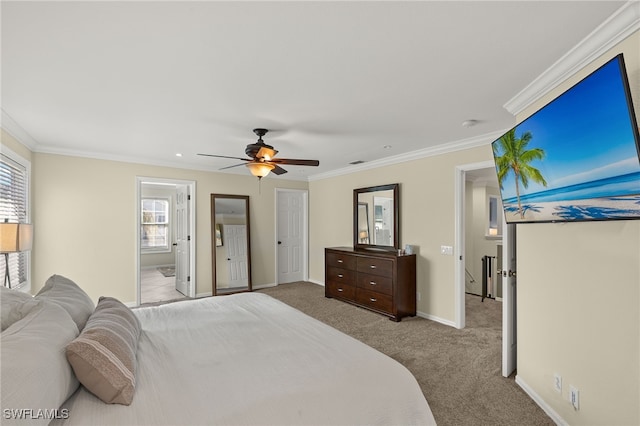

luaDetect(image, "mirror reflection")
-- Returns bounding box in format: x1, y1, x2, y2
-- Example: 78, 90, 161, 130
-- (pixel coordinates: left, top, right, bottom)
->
357, 203, 370, 244
354, 184, 399, 250
211, 194, 252, 295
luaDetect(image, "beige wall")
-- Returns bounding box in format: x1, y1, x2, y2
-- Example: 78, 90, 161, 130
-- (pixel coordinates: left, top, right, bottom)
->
309, 145, 492, 322
515, 32, 640, 424
30, 152, 307, 303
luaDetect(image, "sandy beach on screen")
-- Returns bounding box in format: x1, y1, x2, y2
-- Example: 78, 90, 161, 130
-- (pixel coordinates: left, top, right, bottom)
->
504, 194, 640, 222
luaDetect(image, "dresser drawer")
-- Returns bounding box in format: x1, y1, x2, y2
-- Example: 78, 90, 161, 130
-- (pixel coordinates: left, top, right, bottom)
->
356, 288, 393, 313
326, 266, 355, 284
326, 252, 357, 270
356, 273, 392, 296
326, 281, 356, 300
356, 257, 393, 278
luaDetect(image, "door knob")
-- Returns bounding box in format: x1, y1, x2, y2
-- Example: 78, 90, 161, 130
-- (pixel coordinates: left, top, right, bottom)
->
278, 241, 282, 245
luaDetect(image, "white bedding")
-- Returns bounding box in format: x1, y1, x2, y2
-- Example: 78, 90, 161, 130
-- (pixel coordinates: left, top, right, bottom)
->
54, 292, 436, 425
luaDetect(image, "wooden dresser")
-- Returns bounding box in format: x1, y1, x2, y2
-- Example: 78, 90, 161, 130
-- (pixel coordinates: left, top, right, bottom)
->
324, 247, 416, 321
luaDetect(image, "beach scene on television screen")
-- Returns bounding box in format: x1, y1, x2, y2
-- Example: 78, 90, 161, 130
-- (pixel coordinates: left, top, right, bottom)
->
492, 57, 640, 223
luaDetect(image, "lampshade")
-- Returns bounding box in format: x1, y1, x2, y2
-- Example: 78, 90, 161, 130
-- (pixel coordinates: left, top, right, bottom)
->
359, 230, 368, 239
246, 162, 275, 178
0, 223, 33, 253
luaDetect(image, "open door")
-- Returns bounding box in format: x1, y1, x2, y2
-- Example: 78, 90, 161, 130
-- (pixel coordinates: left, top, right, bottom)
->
501, 223, 517, 377
455, 161, 518, 377
175, 184, 190, 296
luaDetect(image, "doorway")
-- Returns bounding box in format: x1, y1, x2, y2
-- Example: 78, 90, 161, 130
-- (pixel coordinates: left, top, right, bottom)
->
275, 189, 309, 284
455, 162, 517, 377
136, 177, 196, 305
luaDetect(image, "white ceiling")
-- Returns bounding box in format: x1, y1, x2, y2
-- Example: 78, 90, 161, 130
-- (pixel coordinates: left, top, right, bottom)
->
1, 1, 627, 181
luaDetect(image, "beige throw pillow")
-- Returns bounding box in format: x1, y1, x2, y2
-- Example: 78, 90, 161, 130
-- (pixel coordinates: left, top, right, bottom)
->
35, 274, 95, 331
1, 302, 80, 426
1, 285, 40, 331
66, 296, 141, 405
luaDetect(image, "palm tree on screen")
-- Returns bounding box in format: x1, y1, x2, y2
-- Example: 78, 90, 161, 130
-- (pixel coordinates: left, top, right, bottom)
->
493, 129, 547, 219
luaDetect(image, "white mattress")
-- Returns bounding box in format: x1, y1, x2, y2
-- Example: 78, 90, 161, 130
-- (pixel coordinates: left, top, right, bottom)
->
55, 292, 436, 425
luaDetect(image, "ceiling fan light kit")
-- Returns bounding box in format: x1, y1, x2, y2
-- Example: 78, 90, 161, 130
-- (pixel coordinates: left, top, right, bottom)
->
246, 162, 275, 179
198, 128, 320, 180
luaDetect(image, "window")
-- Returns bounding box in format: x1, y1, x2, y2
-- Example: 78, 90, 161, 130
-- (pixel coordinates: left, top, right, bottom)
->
141, 198, 170, 251
0, 149, 31, 290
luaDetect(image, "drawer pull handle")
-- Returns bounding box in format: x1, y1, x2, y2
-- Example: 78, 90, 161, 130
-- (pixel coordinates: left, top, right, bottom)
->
370, 265, 376, 269
370, 297, 377, 302
337, 259, 343, 263
338, 288, 344, 292
369, 281, 377, 285
338, 274, 344, 278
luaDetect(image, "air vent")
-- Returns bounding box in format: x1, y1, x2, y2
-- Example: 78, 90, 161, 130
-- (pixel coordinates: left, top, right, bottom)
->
349, 160, 365, 165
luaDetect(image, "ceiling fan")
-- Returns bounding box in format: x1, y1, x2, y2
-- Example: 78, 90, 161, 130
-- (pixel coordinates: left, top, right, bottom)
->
198, 128, 320, 179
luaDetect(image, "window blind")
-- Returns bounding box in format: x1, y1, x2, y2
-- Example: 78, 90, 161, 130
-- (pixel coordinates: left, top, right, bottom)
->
1, 152, 29, 288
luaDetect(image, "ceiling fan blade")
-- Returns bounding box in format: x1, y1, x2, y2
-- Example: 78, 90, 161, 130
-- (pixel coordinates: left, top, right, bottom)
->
256, 146, 278, 161
269, 158, 319, 166
219, 163, 247, 170
198, 153, 250, 161
271, 165, 288, 175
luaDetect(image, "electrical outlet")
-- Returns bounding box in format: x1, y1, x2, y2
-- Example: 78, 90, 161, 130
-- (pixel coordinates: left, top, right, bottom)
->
417, 292, 421, 301
569, 386, 579, 410
553, 374, 562, 393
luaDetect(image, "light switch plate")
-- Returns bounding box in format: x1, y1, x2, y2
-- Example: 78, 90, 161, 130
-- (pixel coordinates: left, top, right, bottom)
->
440, 245, 453, 255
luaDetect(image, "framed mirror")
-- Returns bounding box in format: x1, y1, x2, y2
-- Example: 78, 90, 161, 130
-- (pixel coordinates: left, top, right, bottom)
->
353, 183, 399, 251
211, 194, 252, 295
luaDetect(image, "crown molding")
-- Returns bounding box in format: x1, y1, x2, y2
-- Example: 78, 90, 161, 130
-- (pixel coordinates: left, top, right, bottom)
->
33, 143, 312, 181
307, 129, 507, 182
1, 109, 39, 150
504, 1, 640, 116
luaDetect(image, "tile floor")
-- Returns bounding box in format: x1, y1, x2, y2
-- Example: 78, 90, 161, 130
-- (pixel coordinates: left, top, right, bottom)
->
140, 267, 187, 305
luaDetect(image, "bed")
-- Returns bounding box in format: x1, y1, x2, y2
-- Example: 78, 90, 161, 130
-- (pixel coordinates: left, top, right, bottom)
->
1, 275, 436, 425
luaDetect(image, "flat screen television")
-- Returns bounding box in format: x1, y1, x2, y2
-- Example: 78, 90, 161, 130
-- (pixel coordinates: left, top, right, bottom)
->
491, 53, 640, 224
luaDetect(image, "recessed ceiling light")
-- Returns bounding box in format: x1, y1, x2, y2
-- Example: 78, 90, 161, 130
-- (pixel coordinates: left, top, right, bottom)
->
350, 160, 365, 165
462, 119, 479, 128
176, 153, 183, 157
383, 145, 392, 149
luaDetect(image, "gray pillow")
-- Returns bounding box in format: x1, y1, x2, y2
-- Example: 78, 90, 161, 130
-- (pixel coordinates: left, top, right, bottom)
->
1, 302, 80, 426
1, 285, 40, 331
35, 274, 95, 331
66, 296, 141, 405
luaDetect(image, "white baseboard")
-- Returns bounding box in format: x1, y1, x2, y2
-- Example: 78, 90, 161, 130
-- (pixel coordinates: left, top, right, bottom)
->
515, 375, 567, 426
416, 310, 457, 328
141, 264, 175, 270
252, 283, 277, 290
196, 291, 212, 298
307, 279, 324, 287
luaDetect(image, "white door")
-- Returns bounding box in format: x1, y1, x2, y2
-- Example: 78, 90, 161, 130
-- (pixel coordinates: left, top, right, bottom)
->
277, 190, 306, 284
502, 223, 517, 377
224, 224, 249, 288
175, 184, 190, 296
